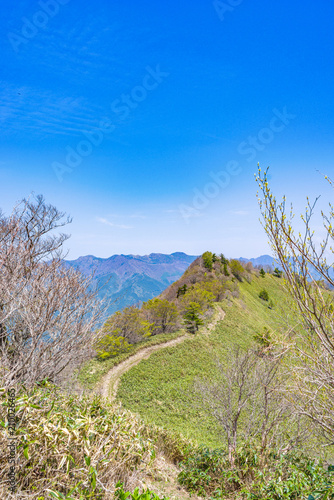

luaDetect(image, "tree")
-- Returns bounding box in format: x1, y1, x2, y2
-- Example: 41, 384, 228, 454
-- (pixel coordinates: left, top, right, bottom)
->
180, 284, 215, 311
101, 306, 151, 345
229, 259, 245, 281
202, 251, 213, 271
142, 298, 178, 335
193, 346, 301, 466
183, 302, 204, 334
256, 166, 334, 442
260, 268, 266, 278
0, 195, 103, 388
177, 284, 187, 298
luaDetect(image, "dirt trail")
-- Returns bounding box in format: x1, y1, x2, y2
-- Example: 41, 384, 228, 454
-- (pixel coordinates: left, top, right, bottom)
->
97, 305, 225, 401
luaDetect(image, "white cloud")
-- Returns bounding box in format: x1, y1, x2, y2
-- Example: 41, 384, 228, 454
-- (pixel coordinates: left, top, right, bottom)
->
230, 210, 249, 216
96, 217, 133, 229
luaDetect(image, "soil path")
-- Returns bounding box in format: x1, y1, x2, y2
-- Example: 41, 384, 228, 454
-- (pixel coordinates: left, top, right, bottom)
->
97, 305, 225, 401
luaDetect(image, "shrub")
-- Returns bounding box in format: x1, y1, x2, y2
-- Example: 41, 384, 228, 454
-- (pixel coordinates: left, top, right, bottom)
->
0, 383, 156, 499
178, 446, 334, 500
260, 268, 266, 278
259, 289, 269, 301
253, 327, 271, 348
229, 259, 245, 281
273, 267, 283, 278
114, 482, 168, 499
176, 284, 187, 298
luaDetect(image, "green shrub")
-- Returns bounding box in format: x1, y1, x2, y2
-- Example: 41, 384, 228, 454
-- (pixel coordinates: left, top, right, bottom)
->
273, 267, 283, 278
229, 259, 245, 281
178, 445, 334, 500
260, 268, 266, 278
114, 482, 168, 499
259, 289, 269, 301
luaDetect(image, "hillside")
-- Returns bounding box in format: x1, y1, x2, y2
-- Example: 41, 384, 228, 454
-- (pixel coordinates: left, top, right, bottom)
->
117, 271, 293, 448
66, 252, 198, 315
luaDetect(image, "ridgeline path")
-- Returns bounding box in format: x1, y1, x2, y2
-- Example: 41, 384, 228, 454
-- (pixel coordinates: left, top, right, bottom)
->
96, 304, 225, 401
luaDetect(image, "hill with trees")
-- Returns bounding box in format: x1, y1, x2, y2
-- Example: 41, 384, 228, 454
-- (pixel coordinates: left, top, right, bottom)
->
2, 184, 334, 499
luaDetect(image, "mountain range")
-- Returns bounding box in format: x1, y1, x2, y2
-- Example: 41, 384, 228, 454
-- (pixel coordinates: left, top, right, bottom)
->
66, 252, 198, 316
66, 253, 277, 318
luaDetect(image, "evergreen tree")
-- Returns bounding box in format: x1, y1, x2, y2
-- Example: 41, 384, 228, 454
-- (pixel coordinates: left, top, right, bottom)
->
183, 302, 204, 334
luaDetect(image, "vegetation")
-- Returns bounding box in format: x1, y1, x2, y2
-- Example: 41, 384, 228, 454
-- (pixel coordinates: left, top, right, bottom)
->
0, 382, 158, 499
178, 445, 334, 499
258, 288, 269, 301
257, 166, 334, 444
116, 273, 295, 448
3, 191, 334, 499
202, 251, 214, 271
273, 267, 283, 278
0, 196, 103, 389
183, 302, 204, 333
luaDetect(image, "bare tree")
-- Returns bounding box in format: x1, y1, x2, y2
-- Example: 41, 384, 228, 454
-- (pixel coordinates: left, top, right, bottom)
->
193, 346, 258, 465
0, 195, 104, 388
256, 166, 334, 442
193, 345, 298, 465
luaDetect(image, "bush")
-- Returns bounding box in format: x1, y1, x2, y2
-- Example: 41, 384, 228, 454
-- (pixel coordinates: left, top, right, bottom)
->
273, 267, 283, 278
114, 482, 168, 499
229, 259, 245, 281
178, 446, 334, 499
0, 383, 156, 499
259, 289, 269, 301
260, 268, 266, 278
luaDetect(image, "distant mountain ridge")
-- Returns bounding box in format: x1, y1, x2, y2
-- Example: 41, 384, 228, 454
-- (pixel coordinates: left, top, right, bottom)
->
66, 252, 198, 317
65, 252, 280, 318
238, 254, 277, 268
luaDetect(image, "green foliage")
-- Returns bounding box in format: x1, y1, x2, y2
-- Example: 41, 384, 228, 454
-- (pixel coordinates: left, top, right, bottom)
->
0, 383, 157, 499
202, 251, 214, 271
180, 283, 216, 311
253, 326, 272, 348
176, 284, 187, 298
223, 262, 230, 276
114, 482, 168, 499
118, 274, 296, 449
178, 446, 334, 499
260, 268, 266, 278
259, 289, 269, 301
142, 299, 178, 335
230, 259, 245, 281
220, 253, 228, 265
96, 334, 131, 360
273, 267, 283, 278
96, 306, 153, 359
183, 302, 204, 334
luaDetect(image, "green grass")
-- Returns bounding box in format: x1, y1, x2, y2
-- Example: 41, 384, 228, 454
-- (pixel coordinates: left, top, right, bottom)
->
117, 274, 295, 448
79, 329, 185, 390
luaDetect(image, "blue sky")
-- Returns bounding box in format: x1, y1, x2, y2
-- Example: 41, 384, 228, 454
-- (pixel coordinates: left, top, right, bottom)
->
1, 0, 334, 259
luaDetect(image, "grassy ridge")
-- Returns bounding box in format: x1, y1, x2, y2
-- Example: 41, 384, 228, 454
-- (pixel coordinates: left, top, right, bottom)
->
117, 274, 294, 448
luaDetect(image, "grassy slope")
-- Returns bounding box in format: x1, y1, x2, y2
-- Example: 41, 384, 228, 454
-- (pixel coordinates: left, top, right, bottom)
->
117, 274, 294, 448
79, 329, 185, 390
